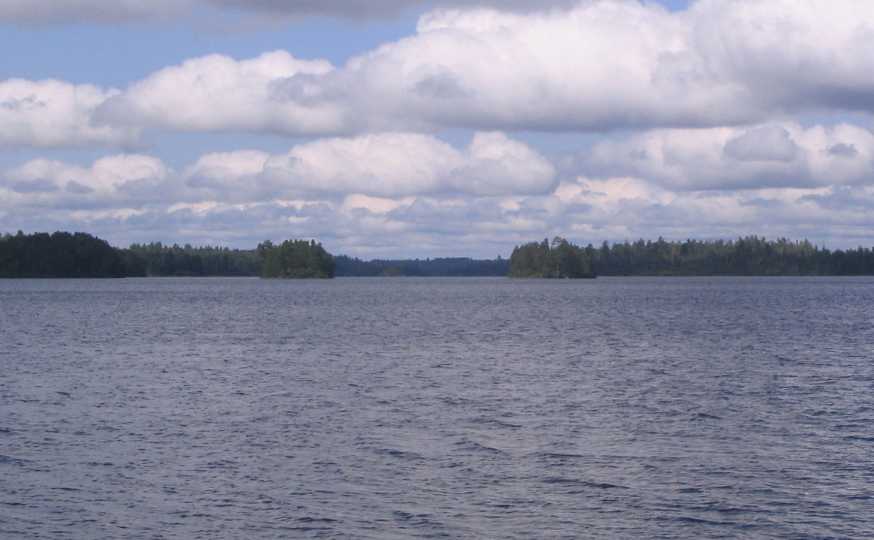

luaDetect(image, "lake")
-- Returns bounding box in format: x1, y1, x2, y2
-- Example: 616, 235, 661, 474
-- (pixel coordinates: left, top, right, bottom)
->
1, 277, 873, 538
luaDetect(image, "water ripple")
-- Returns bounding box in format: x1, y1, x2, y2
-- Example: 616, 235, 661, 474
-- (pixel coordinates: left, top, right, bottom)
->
2, 276, 873, 538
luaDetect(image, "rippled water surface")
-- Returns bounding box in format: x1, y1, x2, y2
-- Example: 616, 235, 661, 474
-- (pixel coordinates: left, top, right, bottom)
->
2, 277, 874, 539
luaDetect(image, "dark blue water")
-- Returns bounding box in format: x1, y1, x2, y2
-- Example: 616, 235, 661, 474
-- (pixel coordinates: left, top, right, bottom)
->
2, 277, 873, 539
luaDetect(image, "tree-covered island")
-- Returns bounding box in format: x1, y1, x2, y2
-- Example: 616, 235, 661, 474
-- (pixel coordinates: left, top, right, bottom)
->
509, 237, 596, 278
257, 239, 335, 279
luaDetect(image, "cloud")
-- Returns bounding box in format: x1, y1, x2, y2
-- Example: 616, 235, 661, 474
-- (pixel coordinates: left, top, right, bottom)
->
1, 131, 553, 212
582, 123, 874, 190
100, 2, 740, 135
262, 133, 464, 197
341, 194, 415, 214
723, 126, 799, 163
690, 0, 874, 113
262, 131, 556, 197
208, 0, 577, 19
96, 51, 337, 135
0, 0, 576, 23
5, 0, 874, 254
0, 0, 187, 23
184, 150, 271, 194
83, 0, 874, 139
9, 177, 59, 194
0, 79, 136, 148
827, 143, 860, 158
189, 131, 556, 198
6, 170, 874, 256
3, 154, 172, 210
5, 127, 874, 255
6, 1, 874, 145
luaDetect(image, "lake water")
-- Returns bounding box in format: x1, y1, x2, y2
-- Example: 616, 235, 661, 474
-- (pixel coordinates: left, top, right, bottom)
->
1, 277, 873, 539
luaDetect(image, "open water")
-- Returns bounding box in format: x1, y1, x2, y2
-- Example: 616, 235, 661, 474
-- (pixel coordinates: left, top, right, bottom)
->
1, 277, 873, 539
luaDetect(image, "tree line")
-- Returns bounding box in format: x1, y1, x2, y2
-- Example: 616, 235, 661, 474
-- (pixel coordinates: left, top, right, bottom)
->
510, 236, 874, 278
0, 232, 128, 278
3, 231, 874, 279
0, 232, 324, 279
124, 243, 262, 277
334, 256, 509, 277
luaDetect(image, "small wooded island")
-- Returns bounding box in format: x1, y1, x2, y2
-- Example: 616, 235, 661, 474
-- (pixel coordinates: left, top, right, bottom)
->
257, 240, 335, 279
509, 237, 596, 279
3, 231, 874, 278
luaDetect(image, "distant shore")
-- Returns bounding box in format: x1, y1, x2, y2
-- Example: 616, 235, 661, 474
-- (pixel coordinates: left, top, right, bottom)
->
2, 231, 874, 279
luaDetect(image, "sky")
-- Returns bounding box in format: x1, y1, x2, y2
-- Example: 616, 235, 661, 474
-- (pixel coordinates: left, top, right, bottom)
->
2, 0, 873, 257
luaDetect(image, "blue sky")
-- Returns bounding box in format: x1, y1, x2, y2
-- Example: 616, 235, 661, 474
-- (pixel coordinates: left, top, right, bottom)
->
2, 0, 873, 256
2, 1, 692, 85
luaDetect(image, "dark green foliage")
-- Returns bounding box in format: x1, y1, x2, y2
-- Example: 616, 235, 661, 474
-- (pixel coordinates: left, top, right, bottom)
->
509, 237, 596, 278
0, 231, 127, 278
258, 239, 335, 279
124, 243, 261, 277
334, 256, 509, 277
4, 231, 874, 279
518, 235, 874, 277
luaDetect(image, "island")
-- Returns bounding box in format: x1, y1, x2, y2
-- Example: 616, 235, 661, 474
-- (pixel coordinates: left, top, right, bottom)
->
509, 237, 596, 279
257, 240, 335, 279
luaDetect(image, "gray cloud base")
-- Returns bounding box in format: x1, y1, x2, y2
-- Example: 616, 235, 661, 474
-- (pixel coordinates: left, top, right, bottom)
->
0, 0, 579, 22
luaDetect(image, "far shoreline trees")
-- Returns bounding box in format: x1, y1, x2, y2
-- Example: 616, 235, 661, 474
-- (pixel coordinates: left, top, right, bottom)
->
125, 243, 261, 277
0, 231, 127, 278
3, 231, 874, 278
509, 235, 874, 278
258, 240, 335, 279
334, 256, 509, 277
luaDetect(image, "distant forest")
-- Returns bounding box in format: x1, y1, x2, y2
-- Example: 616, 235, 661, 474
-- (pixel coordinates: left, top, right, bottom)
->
512, 236, 874, 278
2, 231, 874, 278
334, 256, 509, 277
558, 236, 874, 277
125, 242, 261, 277
0, 232, 129, 278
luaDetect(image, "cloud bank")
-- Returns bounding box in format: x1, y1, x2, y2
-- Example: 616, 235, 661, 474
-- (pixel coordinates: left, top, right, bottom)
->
582, 123, 874, 191
3, 124, 874, 255
106, 1, 874, 134
1, 131, 555, 207
4, 0, 874, 146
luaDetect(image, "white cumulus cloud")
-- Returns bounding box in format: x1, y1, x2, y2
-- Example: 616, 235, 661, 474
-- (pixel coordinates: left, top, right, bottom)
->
87, 0, 874, 139
1, 131, 554, 211
183, 132, 555, 198
96, 51, 338, 135
0, 79, 136, 148
4, 155, 172, 209
7, 1, 874, 145
583, 123, 874, 190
